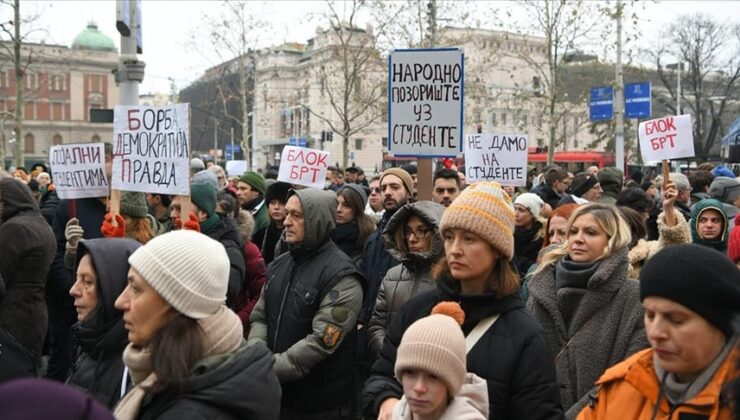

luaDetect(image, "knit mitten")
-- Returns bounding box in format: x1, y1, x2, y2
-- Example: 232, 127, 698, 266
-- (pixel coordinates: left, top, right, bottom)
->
101, 213, 126, 238
174, 212, 201, 232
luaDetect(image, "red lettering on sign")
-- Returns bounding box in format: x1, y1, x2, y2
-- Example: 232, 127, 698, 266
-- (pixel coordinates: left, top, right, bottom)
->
645, 117, 676, 136
649, 133, 677, 151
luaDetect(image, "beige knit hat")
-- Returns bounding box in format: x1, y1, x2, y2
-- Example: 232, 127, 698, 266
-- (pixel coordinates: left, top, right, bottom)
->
380, 167, 415, 196
395, 302, 467, 396
440, 181, 515, 260
128, 230, 230, 319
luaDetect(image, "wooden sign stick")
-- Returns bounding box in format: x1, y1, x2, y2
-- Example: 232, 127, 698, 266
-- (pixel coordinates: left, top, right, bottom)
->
661, 159, 670, 189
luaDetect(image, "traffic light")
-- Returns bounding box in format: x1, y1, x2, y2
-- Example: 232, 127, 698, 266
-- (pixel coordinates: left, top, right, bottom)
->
327, 131, 334, 142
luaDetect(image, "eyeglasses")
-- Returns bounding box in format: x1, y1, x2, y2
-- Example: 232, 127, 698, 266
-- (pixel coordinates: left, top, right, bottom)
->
404, 227, 431, 239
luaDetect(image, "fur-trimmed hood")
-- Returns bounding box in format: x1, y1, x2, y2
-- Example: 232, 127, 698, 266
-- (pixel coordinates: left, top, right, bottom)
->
382, 201, 445, 269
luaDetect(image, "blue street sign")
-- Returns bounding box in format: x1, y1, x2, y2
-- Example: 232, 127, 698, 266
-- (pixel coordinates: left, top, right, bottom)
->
625, 81, 651, 119
298, 137, 307, 147
589, 86, 613, 121
288, 137, 297, 146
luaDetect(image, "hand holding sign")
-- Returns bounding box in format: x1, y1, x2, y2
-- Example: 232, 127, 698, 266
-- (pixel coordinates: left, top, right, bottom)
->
277, 146, 331, 189
638, 115, 694, 162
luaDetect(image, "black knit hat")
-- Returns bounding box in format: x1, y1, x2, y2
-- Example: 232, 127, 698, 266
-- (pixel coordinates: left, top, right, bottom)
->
265, 181, 292, 204
639, 244, 740, 337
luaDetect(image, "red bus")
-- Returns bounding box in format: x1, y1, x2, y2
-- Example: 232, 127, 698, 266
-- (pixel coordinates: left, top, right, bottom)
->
527, 148, 615, 173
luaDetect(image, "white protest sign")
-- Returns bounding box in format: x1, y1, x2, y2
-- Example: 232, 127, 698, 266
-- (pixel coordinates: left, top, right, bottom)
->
638, 114, 694, 162
225, 160, 247, 177
388, 48, 464, 157
465, 133, 528, 186
277, 145, 330, 189
112, 103, 191, 195
49, 143, 109, 199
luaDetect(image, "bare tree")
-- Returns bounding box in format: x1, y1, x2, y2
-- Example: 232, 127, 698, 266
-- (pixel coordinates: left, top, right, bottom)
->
507, 0, 605, 164
305, 0, 386, 168
188, 0, 266, 168
0, 0, 46, 167
649, 14, 740, 159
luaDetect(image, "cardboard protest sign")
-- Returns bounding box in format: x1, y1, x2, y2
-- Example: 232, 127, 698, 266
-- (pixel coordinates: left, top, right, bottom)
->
638, 115, 694, 162
49, 143, 109, 199
388, 48, 464, 157
465, 133, 528, 186
225, 160, 247, 177
277, 145, 330, 189
112, 103, 191, 195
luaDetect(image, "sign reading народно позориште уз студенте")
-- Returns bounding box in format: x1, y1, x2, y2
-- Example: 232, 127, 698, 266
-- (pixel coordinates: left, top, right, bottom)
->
388, 48, 464, 158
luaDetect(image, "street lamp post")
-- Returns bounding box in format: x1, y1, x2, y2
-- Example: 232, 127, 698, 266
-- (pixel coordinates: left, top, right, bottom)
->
667, 62, 683, 115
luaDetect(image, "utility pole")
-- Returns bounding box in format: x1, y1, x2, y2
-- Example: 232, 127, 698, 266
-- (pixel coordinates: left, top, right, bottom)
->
676, 62, 681, 115
213, 119, 218, 163
116, 0, 143, 106
416, 0, 438, 201
614, 0, 625, 173
13, 0, 22, 168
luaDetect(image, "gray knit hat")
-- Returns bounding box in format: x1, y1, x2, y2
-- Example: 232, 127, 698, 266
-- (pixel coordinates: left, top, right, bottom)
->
128, 230, 230, 319
119, 191, 148, 218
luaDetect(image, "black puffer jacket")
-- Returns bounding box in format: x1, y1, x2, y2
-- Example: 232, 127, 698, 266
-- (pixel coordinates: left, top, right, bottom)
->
203, 216, 246, 308
66, 238, 141, 409
0, 179, 56, 364
359, 212, 399, 324
137, 342, 281, 420
366, 201, 444, 360
363, 275, 564, 420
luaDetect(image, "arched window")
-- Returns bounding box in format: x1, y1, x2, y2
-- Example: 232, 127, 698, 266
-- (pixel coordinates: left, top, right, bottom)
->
91, 134, 101, 142
24, 133, 34, 153
52, 134, 63, 145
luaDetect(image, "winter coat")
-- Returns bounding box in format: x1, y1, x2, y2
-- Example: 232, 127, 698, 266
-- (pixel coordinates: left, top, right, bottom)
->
202, 215, 246, 308
363, 275, 564, 420
514, 220, 545, 274
577, 347, 738, 420
233, 240, 266, 338
690, 198, 729, 253
248, 188, 364, 414
247, 198, 269, 241
39, 187, 60, 225
367, 201, 444, 360
628, 211, 691, 279
393, 373, 489, 420
330, 221, 362, 262
66, 238, 141, 409
48, 197, 107, 304
0, 178, 56, 376
360, 211, 400, 324
527, 247, 649, 419
647, 200, 692, 241
253, 222, 284, 265
136, 342, 281, 420
532, 183, 564, 209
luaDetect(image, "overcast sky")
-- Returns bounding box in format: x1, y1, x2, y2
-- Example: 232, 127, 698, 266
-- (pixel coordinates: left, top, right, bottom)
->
21, 1, 740, 95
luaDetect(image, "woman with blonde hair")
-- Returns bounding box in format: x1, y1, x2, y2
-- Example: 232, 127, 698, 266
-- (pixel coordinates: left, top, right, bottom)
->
527, 203, 649, 418
364, 182, 562, 420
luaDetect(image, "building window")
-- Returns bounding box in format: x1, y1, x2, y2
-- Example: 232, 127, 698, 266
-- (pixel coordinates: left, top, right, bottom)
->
52, 134, 62, 145
24, 101, 34, 119
355, 138, 363, 150
90, 75, 101, 92
0, 71, 6, 88
24, 73, 37, 90
50, 74, 66, 91
538, 114, 543, 127
382, 137, 388, 148
23, 133, 34, 153
501, 112, 507, 125
52, 102, 64, 120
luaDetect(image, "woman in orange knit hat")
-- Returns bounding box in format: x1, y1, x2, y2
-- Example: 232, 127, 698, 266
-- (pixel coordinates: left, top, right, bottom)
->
364, 182, 562, 420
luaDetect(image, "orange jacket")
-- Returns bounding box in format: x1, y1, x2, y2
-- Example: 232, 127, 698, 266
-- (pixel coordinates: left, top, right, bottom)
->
577, 347, 737, 420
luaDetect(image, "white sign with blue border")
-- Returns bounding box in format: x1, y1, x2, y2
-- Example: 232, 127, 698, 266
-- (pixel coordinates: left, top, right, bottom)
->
388, 48, 464, 157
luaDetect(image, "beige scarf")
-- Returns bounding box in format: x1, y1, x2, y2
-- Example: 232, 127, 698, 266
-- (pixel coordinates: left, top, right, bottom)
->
114, 306, 243, 420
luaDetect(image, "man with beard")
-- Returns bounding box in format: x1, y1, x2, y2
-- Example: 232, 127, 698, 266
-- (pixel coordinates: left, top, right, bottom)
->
432, 168, 461, 208
359, 168, 414, 331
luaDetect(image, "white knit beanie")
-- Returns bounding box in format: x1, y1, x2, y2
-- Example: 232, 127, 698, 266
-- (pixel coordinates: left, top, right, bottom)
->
128, 230, 230, 319
514, 192, 545, 219
395, 303, 467, 396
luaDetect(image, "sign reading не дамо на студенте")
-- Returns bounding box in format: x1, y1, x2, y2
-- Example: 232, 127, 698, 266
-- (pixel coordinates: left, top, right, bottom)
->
112, 104, 191, 196
388, 48, 464, 157
465, 133, 528, 187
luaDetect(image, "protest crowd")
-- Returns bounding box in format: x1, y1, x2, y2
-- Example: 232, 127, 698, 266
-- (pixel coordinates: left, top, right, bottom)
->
0, 152, 739, 420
